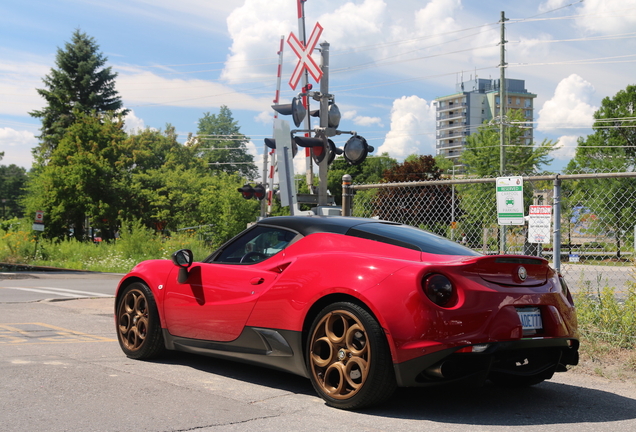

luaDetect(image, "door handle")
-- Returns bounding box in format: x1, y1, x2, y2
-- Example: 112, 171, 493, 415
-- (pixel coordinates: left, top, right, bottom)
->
250, 277, 265, 285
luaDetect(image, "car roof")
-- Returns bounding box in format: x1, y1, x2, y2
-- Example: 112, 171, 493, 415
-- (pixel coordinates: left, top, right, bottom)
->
256, 216, 392, 237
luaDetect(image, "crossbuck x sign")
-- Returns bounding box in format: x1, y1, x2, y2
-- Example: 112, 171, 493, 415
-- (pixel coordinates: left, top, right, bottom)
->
287, 22, 323, 90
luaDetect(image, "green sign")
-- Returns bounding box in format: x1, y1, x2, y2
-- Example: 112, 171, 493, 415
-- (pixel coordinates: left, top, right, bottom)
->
496, 177, 524, 225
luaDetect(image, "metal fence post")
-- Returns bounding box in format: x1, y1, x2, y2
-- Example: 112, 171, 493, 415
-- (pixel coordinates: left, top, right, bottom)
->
553, 175, 561, 273
342, 174, 352, 216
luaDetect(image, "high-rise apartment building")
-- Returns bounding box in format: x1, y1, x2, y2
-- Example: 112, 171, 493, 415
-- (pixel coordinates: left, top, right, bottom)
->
434, 78, 536, 167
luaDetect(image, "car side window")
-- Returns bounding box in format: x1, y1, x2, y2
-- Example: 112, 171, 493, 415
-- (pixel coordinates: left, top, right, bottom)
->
213, 226, 299, 264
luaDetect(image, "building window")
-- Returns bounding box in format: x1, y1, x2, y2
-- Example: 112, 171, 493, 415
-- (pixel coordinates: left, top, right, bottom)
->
524, 99, 532, 108
516, 98, 520, 105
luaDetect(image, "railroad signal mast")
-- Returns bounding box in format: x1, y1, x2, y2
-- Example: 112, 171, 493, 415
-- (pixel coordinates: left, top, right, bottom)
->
267, 1, 374, 213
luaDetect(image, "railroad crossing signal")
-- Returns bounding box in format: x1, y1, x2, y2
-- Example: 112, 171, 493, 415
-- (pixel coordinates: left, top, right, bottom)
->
287, 22, 323, 90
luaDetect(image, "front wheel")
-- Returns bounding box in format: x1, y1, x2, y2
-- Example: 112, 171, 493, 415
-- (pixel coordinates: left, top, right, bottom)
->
306, 302, 396, 410
116, 282, 165, 359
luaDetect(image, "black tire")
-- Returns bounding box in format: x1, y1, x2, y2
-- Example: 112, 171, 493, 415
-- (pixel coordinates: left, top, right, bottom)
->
306, 302, 396, 410
116, 282, 165, 359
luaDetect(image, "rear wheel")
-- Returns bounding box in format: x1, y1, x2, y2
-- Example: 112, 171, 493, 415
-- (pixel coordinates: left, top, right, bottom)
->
307, 302, 396, 410
116, 282, 165, 359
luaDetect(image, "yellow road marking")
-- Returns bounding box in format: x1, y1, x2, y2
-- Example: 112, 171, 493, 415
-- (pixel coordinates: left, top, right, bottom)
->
0, 322, 116, 344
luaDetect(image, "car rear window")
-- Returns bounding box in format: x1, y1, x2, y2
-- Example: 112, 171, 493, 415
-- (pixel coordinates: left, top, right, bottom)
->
346, 223, 482, 256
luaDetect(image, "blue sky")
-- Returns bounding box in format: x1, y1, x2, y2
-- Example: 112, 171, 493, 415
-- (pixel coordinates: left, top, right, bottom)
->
1, 0, 635, 177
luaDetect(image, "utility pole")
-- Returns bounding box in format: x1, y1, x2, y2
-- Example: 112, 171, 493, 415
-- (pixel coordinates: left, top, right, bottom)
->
499, 10, 507, 177
499, 10, 508, 254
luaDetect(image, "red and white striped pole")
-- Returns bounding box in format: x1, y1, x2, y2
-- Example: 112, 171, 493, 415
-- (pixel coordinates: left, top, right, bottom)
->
267, 35, 285, 214
297, 0, 314, 193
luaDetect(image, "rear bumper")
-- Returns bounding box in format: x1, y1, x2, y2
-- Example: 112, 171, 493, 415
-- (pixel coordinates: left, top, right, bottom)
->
393, 337, 579, 387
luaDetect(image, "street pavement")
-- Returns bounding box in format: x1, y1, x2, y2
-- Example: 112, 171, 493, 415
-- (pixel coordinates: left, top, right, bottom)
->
1, 273, 636, 431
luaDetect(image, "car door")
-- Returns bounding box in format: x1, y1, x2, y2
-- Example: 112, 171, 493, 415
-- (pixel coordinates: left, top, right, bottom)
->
163, 225, 299, 342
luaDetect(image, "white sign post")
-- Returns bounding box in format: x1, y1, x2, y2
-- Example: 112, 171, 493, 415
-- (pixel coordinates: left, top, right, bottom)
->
528, 205, 551, 244
496, 176, 524, 225
273, 119, 297, 211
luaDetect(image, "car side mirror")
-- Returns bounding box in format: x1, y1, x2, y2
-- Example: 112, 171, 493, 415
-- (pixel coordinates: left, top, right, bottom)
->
171, 249, 193, 283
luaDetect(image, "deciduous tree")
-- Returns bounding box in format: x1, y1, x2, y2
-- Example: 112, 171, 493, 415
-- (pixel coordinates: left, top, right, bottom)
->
196, 106, 257, 179
370, 155, 453, 234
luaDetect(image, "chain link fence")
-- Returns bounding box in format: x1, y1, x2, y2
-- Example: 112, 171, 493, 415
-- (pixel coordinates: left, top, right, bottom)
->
346, 170, 636, 294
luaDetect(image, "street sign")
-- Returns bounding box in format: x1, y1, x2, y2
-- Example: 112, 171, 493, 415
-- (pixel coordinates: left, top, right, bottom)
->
33, 210, 44, 231
287, 22, 323, 89
528, 205, 551, 244
496, 176, 524, 225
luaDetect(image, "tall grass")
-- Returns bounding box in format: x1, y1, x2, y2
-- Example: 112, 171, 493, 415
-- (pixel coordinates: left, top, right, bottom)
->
574, 284, 636, 349
0, 218, 212, 273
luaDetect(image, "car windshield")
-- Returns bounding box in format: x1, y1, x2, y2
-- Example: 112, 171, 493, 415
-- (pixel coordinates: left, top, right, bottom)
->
346, 223, 482, 256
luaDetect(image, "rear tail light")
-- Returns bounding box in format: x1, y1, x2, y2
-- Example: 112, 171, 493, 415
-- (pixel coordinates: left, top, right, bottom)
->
559, 275, 574, 304
422, 274, 456, 307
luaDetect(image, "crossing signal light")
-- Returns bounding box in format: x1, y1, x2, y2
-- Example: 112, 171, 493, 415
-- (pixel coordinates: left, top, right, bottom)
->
237, 183, 266, 200
263, 138, 298, 158
271, 96, 306, 127
343, 135, 374, 165
309, 103, 341, 128
294, 136, 342, 165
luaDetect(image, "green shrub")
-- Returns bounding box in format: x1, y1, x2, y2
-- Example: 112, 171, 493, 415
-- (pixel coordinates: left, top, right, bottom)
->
575, 285, 636, 349
0, 218, 212, 273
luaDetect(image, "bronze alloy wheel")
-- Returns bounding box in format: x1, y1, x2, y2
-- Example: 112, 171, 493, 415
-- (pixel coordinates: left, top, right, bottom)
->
307, 302, 396, 409
309, 309, 372, 401
118, 287, 149, 352
116, 282, 165, 359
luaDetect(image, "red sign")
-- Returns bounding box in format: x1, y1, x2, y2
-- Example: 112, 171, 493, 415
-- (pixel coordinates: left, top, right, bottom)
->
34, 210, 44, 224
287, 22, 323, 90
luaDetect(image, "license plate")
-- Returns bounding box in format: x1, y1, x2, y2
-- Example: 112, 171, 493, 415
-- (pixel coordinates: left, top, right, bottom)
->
517, 307, 543, 331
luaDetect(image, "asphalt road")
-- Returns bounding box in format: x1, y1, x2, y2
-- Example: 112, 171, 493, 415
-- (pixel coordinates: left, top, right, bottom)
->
1, 272, 636, 431
0, 271, 120, 302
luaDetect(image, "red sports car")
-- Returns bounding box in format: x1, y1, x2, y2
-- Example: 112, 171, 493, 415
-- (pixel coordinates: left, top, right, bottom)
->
115, 216, 579, 409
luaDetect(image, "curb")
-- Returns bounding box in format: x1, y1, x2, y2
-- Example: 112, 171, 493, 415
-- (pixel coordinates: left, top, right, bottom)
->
0, 262, 102, 273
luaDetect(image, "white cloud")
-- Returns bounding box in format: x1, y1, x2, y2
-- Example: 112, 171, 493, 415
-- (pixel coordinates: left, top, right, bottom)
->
316, 0, 387, 50
0, 127, 37, 168
539, 0, 636, 34
221, 0, 469, 87
352, 115, 383, 127
553, 135, 579, 160
537, 74, 597, 132
413, 0, 461, 36
538, 0, 569, 14
379, 95, 436, 159
255, 111, 273, 125
576, 0, 636, 34
222, 0, 296, 85
0, 56, 51, 117
123, 110, 145, 134
116, 69, 272, 111
514, 33, 553, 62
342, 110, 383, 127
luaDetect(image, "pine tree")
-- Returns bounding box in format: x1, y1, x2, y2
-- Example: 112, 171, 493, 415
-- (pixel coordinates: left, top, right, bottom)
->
30, 30, 127, 164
